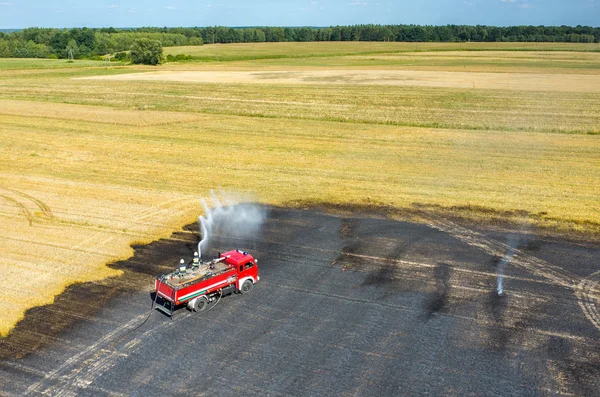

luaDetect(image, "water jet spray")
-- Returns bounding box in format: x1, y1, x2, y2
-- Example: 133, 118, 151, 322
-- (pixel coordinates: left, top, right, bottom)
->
197, 190, 266, 259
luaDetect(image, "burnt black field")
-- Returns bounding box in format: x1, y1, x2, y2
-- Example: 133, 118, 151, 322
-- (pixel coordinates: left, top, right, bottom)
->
1, 207, 599, 396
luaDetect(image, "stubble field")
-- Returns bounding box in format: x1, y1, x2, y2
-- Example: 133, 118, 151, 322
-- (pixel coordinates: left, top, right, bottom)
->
0, 42, 599, 341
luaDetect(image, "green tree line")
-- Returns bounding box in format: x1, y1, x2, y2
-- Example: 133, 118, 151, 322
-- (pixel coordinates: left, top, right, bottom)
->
0, 28, 195, 59
0, 24, 598, 59
156, 25, 599, 44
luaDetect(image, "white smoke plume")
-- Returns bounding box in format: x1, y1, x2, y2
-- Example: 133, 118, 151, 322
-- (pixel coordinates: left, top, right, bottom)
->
497, 236, 517, 296
197, 190, 266, 259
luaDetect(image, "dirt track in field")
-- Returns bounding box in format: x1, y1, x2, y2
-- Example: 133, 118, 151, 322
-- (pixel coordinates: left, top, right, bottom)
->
1, 207, 599, 396
82, 70, 600, 93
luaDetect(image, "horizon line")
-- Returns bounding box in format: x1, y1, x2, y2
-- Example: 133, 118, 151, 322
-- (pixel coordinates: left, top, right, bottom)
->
2, 23, 600, 31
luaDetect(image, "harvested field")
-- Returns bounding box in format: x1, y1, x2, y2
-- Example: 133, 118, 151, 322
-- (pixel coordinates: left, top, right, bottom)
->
0, 42, 599, 351
82, 69, 600, 93
165, 41, 600, 60
0, 99, 207, 126
0, 173, 198, 336
2, 102, 599, 227
164, 43, 600, 74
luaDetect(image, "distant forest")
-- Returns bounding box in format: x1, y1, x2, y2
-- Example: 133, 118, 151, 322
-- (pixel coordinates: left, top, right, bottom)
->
0, 24, 598, 59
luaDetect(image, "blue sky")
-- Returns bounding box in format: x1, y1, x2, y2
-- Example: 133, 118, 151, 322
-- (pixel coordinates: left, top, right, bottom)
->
0, 0, 598, 29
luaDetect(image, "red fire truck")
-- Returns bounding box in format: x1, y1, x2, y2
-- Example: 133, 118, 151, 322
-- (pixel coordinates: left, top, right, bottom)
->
154, 250, 259, 316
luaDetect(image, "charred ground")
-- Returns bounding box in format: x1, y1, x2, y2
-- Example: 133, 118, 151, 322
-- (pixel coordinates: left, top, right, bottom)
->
1, 206, 599, 396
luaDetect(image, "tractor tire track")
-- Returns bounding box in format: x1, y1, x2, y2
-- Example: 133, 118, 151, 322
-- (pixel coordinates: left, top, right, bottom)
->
0, 187, 54, 222
24, 311, 151, 396
1, 361, 128, 397
576, 271, 600, 334
38, 197, 193, 270
0, 194, 34, 225
47, 319, 173, 397
3, 187, 54, 220
49, 311, 193, 397
135, 196, 193, 223
419, 212, 600, 333
24, 311, 190, 396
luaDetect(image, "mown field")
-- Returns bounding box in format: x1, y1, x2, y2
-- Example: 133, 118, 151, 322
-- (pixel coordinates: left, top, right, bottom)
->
165, 42, 600, 73
165, 41, 600, 59
0, 42, 599, 336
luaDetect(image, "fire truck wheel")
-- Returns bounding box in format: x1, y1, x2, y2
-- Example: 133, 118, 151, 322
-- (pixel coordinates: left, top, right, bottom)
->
193, 297, 208, 312
240, 280, 254, 294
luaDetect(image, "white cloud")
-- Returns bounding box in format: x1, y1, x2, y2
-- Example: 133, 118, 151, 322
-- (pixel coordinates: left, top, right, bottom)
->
128, 8, 136, 13
107, 4, 118, 8
351, 1, 368, 5
0, 2, 14, 5
165, 5, 176, 9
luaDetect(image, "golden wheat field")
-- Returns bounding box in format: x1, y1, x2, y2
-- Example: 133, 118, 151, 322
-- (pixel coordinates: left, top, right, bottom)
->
1, 42, 599, 336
